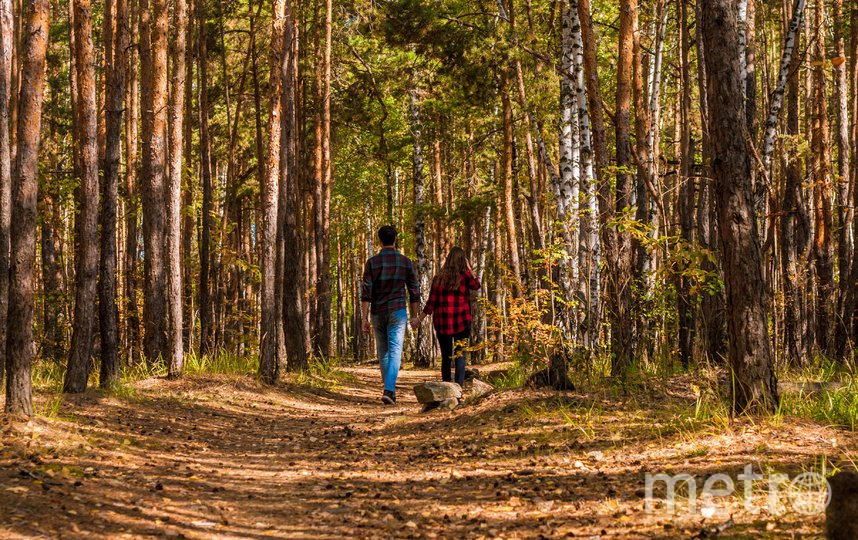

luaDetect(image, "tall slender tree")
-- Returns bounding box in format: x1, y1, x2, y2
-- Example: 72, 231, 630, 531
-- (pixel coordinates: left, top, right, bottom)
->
610, 0, 637, 378
99, 0, 127, 388
0, 0, 13, 388
64, 0, 101, 393
6, 0, 50, 415
701, 0, 778, 413
165, 0, 188, 377
259, 0, 286, 383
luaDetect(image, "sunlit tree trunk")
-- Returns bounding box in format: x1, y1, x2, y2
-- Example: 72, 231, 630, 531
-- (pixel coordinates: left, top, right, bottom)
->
140, 0, 169, 363
259, 0, 285, 382
610, 0, 637, 378
557, 2, 580, 332
810, 0, 834, 357
500, 79, 521, 285
702, 0, 778, 413
0, 0, 11, 388
311, 0, 332, 359
410, 88, 432, 368
781, 20, 811, 366
6, 0, 50, 415
165, 0, 187, 377
99, 0, 127, 387
676, 0, 695, 368
197, 0, 214, 355
124, 0, 141, 366
832, 0, 851, 358
65, 0, 101, 393
280, 4, 307, 371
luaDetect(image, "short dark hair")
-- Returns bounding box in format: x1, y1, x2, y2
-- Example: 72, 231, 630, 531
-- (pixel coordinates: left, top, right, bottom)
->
378, 225, 397, 246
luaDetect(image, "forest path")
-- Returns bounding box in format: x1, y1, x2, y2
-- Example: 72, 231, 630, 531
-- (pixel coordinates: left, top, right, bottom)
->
1, 364, 853, 539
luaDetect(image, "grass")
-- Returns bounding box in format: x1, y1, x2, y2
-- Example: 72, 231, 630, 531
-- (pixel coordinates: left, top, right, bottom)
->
778, 383, 858, 430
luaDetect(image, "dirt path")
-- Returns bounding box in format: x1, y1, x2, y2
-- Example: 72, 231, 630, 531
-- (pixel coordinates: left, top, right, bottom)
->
1, 365, 854, 539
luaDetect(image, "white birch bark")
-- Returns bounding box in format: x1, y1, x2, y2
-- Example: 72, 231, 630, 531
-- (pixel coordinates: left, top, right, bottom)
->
761, 0, 807, 179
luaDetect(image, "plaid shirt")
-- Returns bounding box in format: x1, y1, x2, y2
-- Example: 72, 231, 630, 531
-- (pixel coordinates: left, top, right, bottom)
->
423, 270, 481, 335
361, 247, 421, 315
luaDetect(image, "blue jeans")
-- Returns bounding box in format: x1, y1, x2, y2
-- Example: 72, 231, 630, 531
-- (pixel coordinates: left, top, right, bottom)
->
372, 308, 408, 394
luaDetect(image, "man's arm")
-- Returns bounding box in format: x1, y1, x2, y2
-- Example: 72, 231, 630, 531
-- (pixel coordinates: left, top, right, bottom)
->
361, 301, 371, 333
405, 260, 421, 326
361, 261, 373, 332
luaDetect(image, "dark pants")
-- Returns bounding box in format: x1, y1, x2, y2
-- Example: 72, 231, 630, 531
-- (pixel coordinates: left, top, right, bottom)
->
437, 328, 470, 387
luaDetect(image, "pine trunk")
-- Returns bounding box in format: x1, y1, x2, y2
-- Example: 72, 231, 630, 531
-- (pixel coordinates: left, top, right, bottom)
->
701, 0, 778, 413
99, 0, 126, 388
6, 0, 49, 415
65, 0, 101, 393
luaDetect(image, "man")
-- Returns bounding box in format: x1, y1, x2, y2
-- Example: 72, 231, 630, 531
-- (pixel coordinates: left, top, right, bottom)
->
361, 225, 421, 405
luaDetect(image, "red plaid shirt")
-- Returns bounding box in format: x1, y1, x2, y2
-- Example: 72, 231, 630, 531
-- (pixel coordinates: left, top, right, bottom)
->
423, 270, 481, 335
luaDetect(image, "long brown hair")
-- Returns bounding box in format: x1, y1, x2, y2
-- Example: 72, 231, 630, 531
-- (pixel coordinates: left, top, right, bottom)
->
433, 247, 468, 290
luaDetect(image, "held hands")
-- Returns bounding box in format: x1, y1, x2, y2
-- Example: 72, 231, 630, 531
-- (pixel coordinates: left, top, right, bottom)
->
410, 316, 421, 330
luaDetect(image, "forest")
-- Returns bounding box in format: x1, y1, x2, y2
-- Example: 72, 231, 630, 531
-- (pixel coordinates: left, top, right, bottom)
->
1, 0, 858, 537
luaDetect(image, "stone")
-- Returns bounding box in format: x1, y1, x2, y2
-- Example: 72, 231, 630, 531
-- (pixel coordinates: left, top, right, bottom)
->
463, 379, 493, 401
439, 398, 459, 411
413, 381, 462, 404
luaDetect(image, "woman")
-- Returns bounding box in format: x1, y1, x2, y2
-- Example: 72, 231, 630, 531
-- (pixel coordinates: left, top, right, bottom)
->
415, 247, 480, 387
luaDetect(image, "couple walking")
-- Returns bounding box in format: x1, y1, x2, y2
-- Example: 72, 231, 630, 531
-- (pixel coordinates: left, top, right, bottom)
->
360, 225, 480, 405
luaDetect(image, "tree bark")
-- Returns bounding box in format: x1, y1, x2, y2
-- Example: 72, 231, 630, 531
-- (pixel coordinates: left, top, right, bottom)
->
832, 0, 850, 358
610, 0, 637, 378
500, 79, 521, 285
65, 0, 101, 394
99, 0, 126, 388
141, 0, 169, 363
676, 0, 695, 368
780, 19, 811, 366
6, 0, 49, 415
410, 88, 432, 368
760, 0, 806, 191
165, 0, 187, 377
702, 0, 778, 413
810, 0, 834, 357
124, 0, 141, 366
259, 0, 285, 383
0, 0, 12, 388
280, 4, 308, 371
197, 0, 214, 355
312, 0, 332, 359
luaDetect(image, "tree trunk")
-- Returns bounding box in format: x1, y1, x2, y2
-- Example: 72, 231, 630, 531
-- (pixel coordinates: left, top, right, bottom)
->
6, 0, 49, 415
99, 0, 126, 388
780, 18, 811, 366
557, 2, 580, 333
701, 0, 778, 413
259, 0, 285, 383
0, 0, 12, 388
832, 0, 850, 359
410, 88, 432, 368
312, 0, 332, 359
676, 0, 695, 368
165, 0, 187, 377
760, 0, 806, 198
610, 0, 637, 378
65, 0, 101, 394
810, 0, 834, 357
197, 0, 214, 356
280, 4, 307, 371
140, 0, 169, 363
124, 0, 141, 366
500, 79, 521, 285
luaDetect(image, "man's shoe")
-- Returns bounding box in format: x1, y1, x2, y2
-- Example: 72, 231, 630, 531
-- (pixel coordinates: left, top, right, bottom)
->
381, 390, 396, 405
